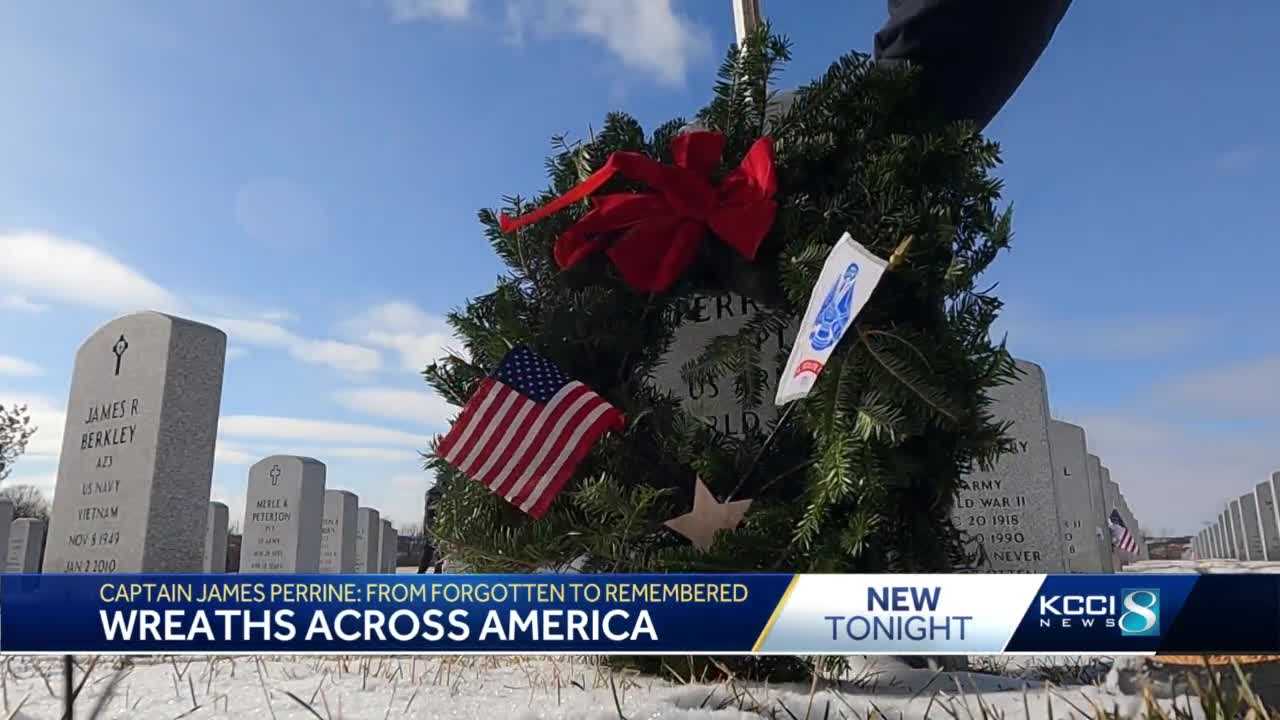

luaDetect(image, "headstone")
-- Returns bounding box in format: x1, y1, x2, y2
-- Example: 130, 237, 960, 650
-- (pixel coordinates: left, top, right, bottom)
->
1047, 421, 1105, 571
1239, 492, 1267, 561
319, 490, 358, 573
43, 312, 227, 573
381, 519, 397, 572
1118, 494, 1145, 560
6, 518, 46, 572
354, 507, 380, 573
0, 500, 12, 573
1085, 454, 1113, 572
652, 292, 797, 439
1102, 472, 1127, 565
239, 456, 325, 573
203, 502, 229, 572
1257, 480, 1280, 561
1221, 510, 1238, 559
1229, 499, 1250, 560
1211, 521, 1225, 558
953, 360, 1065, 572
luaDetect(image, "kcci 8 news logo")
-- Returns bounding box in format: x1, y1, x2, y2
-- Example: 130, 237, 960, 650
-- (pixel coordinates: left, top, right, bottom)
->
1037, 588, 1160, 637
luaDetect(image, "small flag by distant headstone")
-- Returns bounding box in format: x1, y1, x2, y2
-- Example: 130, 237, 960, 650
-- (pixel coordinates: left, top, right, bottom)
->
438, 346, 624, 518
1109, 509, 1138, 555
775, 232, 887, 405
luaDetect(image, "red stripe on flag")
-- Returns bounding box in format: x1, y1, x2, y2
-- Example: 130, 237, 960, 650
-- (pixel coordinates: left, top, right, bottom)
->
507, 393, 605, 511
524, 404, 625, 518
448, 384, 518, 465
488, 384, 592, 498
437, 378, 498, 459
467, 397, 538, 484
456, 389, 525, 475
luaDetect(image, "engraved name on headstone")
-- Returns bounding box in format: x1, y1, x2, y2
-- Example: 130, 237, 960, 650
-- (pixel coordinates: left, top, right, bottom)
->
652, 293, 797, 438
1257, 480, 1280, 561
203, 501, 229, 572
355, 507, 380, 573
953, 360, 1065, 572
1238, 492, 1266, 561
6, 518, 46, 572
381, 519, 397, 573
240, 456, 325, 573
1047, 421, 1105, 571
320, 490, 358, 573
0, 500, 12, 573
44, 312, 226, 573
1085, 454, 1113, 572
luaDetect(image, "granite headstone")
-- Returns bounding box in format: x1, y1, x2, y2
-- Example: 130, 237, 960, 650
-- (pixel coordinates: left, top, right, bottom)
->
0, 500, 12, 572
203, 501, 229, 572
1229, 499, 1249, 560
320, 490, 358, 573
355, 507, 380, 573
44, 312, 226, 573
953, 360, 1065, 572
1256, 480, 1280, 561
1221, 510, 1238, 559
6, 518, 46, 572
1085, 454, 1113, 572
1239, 492, 1267, 561
381, 519, 397, 572
239, 456, 325, 573
1047, 421, 1105, 571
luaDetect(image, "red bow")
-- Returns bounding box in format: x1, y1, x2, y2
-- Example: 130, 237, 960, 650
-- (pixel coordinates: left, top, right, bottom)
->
499, 131, 777, 293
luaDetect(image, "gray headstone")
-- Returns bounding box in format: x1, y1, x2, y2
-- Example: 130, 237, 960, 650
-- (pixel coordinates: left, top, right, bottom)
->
1047, 421, 1105, 571
1117, 494, 1145, 560
651, 293, 797, 438
1085, 454, 1113, 572
44, 312, 226, 573
953, 360, 1065, 572
381, 519, 397, 572
1229, 499, 1249, 560
239, 456, 325, 573
0, 500, 12, 573
203, 501, 228, 572
1238, 492, 1266, 561
1102, 472, 1128, 565
6, 518, 46, 572
354, 507, 380, 573
1257, 481, 1280, 561
1210, 521, 1223, 558
320, 490, 358, 573
1221, 511, 1238, 559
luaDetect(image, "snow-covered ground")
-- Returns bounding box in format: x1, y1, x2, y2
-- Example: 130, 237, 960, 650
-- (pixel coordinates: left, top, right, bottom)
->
0, 654, 1206, 720
1123, 559, 1280, 573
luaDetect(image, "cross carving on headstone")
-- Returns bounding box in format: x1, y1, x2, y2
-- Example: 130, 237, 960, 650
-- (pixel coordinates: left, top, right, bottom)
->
111, 334, 129, 376
269, 464, 281, 486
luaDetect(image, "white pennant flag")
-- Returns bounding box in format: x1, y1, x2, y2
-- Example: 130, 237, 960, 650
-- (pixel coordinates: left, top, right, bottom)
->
775, 232, 888, 406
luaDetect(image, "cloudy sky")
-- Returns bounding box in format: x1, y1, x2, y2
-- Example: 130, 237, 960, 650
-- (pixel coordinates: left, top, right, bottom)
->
1, 1, 1278, 535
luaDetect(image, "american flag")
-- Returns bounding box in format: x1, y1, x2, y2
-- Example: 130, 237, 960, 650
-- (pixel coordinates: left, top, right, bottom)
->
1109, 509, 1137, 554
437, 346, 624, 518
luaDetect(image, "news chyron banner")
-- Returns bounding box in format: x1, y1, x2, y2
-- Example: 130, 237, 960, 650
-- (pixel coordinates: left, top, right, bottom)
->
1, 574, 1277, 654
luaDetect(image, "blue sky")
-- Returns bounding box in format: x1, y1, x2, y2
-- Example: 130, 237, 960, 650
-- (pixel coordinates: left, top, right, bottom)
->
1, 1, 1277, 535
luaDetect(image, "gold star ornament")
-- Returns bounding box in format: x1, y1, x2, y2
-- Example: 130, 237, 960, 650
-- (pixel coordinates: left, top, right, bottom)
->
663, 477, 753, 551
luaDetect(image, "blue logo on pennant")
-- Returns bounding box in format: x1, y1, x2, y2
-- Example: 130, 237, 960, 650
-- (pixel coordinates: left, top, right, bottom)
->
1118, 588, 1160, 636
809, 262, 859, 351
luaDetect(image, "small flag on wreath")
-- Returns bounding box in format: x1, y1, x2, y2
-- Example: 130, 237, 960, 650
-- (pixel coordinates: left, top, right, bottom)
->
438, 345, 625, 518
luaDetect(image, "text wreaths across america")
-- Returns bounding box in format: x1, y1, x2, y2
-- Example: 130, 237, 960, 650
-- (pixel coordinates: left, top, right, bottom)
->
438, 345, 625, 517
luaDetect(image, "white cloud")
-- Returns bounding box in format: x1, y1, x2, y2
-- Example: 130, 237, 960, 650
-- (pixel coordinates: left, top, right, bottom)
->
355, 472, 433, 528
389, 0, 471, 22
996, 307, 1201, 361
1154, 355, 1280, 420
344, 301, 465, 372
225, 345, 248, 361
0, 355, 43, 377
219, 415, 425, 447
0, 230, 179, 313
214, 441, 257, 465
211, 316, 381, 374
333, 387, 455, 428
0, 470, 58, 503
0, 392, 65, 459
504, 0, 709, 86
0, 294, 49, 313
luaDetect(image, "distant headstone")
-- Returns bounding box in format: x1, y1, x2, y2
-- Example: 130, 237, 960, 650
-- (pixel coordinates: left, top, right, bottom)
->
652, 292, 797, 438
239, 456, 325, 573
953, 360, 1065, 572
1117, 494, 1145, 560
1047, 421, 1105, 571
381, 519, 397, 572
44, 312, 226, 573
1256, 481, 1280, 561
6, 518, 46, 572
1210, 521, 1224, 558
1102, 472, 1126, 565
1085, 454, 1113, 571
1220, 511, 1238, 559
203, 502, 229, 572
354, 507, 381, 573
320, 490, 358, 573
0, 500, 12, 573
1239, 492, 1267, 561
1229, 499, 1250, 560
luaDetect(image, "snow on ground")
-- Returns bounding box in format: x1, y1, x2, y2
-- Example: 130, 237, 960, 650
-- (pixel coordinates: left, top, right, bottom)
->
0, 655, 1203, 720
1123, 559, 1280, 573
